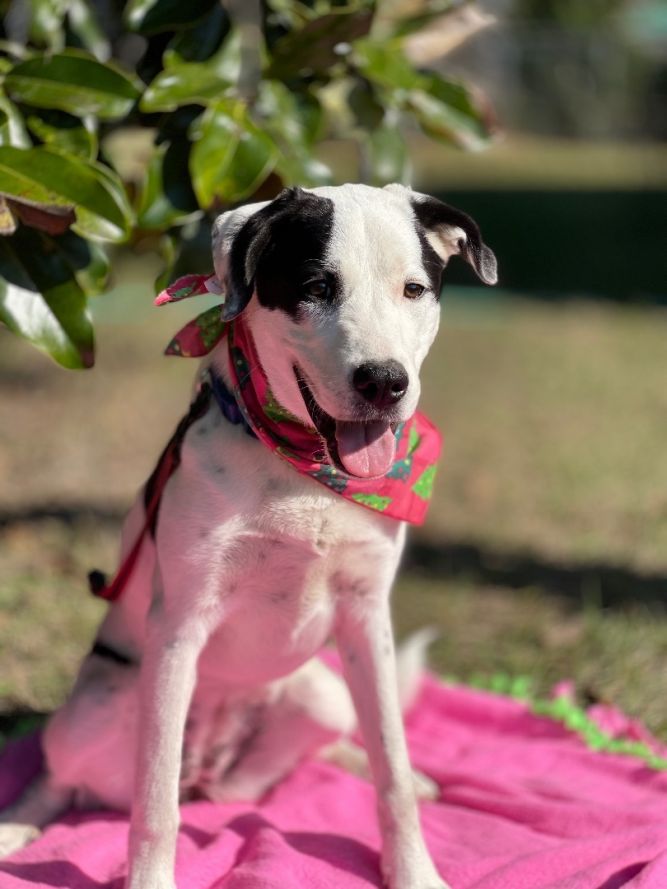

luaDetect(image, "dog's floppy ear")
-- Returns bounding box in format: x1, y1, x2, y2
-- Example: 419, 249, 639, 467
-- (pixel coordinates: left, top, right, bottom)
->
212, 187, 306, 321
211, 199, 269, 321
411, 193, 498, 286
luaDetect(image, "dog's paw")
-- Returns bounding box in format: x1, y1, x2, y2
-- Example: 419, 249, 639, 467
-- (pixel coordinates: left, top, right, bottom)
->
0, 823, 41, 857
412, 769, 440, 801
125, 876, 176, 889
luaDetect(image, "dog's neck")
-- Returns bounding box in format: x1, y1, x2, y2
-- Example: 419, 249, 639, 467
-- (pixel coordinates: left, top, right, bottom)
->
209, 336, 234, 393
207, 311, 311, 429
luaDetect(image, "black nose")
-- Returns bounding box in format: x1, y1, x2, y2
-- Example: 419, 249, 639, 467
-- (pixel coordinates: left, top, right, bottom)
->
352, 361, 409, 408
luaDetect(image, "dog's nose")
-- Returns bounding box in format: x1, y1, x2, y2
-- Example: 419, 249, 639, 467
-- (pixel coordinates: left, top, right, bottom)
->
352, 361, 409, 408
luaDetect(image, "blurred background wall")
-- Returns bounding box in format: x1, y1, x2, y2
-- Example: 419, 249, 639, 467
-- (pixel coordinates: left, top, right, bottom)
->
415, 0, 667, 300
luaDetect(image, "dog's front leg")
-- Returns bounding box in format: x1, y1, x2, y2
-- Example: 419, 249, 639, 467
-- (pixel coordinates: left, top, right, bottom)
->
126, 571, 217, 889
335, 592, 448, 889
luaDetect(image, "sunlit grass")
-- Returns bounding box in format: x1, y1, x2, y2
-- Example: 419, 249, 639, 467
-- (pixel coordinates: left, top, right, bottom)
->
1, 290, 666, 736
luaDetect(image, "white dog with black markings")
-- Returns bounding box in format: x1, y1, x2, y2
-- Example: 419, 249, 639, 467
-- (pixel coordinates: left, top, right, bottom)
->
0, 183, 496, 889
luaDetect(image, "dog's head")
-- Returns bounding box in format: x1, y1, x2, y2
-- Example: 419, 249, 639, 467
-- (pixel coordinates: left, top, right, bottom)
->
212, 183, 496, 479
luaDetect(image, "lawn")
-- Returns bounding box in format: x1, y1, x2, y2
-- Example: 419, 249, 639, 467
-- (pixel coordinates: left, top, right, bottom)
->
1, 278, 666, 736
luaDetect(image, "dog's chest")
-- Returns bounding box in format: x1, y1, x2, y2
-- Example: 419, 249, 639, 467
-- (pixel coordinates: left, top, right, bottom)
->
173, 415, 399, 685
199, 532, 329, 673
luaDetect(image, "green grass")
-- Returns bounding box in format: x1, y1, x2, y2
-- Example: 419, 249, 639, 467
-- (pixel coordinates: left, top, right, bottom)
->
422, 296, 667, 571
1, 291, 666, 737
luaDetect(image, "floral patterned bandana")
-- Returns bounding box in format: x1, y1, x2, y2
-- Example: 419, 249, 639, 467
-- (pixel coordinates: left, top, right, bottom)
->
156, 274, 443, 525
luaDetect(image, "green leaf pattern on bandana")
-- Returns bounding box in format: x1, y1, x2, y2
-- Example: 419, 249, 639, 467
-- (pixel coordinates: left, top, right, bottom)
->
170, 281, 201, 301
229, 345, 251, 387
196, 306, 226, 351
264, 388, 300, 424
311, 464, 348, 494
408, 423, 421, 454
412, 465, 437, 500
386, 457, 412, 481
351, 492, 392, 511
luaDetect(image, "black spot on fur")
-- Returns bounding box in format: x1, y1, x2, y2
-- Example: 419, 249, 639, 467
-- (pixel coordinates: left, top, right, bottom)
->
91, 639, 133, 667
228, 187, 337, 320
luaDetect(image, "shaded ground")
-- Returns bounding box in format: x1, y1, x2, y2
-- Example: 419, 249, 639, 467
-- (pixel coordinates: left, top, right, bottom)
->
1, 283, 666, 734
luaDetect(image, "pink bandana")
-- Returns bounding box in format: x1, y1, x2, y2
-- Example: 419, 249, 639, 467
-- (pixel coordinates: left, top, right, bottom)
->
156, 275, 443, 525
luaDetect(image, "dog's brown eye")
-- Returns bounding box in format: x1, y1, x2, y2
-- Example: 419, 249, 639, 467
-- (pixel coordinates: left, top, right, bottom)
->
404, 282, 425, 299
305, 279, 329, 299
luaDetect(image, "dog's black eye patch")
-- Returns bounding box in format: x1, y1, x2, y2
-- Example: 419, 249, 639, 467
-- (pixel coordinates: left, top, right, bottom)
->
248, 192, 338, 319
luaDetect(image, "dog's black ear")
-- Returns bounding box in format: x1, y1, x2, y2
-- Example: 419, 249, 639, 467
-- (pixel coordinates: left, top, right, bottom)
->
411, 194, 497, 286
212, 188, 307, 321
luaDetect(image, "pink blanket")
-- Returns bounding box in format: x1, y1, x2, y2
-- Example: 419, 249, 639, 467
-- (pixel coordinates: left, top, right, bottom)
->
2, 677, 667, 889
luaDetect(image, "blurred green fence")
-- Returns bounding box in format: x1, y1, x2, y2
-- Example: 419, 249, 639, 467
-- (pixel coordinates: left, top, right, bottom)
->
435, 189, 667, 302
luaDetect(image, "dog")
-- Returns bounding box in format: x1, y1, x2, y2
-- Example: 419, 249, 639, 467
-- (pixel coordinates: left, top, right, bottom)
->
0, 183, 496, 889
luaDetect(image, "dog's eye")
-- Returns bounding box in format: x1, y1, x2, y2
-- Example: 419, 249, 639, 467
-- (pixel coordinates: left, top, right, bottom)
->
304, 279, 330, 299
404, 282, 426, 299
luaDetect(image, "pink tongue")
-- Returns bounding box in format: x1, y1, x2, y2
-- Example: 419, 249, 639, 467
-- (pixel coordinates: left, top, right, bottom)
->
335, 421, 397, 479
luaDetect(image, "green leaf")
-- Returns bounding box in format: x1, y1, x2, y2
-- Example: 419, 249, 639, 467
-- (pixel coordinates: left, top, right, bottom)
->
142, 68, 227, 111
389, 0, 459, 38
267, 6, 374, 80
137, 141, 201, 230
353, 42, 492, 149
55, 229, 110, 295
125, 0, 217, 34
367, 121, 409, 185
274, 151, 332, 187
254, 81, 330, 186
189, 99, 278, 207
411, 72, 491, 149
0, 146, 132, 242
0, 227, 95, 368
76, 158, 134, 241
140, 29, 242, 112
26, 109, 98, 160
67, 0, 111, 61
256, 81, 323, 148
352, 39, 421, 92
165, 5, 229, 63
27, 0, 67, 52
348, 78, 385, 129
0, 96, 30, 148
407, 87, 488, 150
4, 50, 140, 121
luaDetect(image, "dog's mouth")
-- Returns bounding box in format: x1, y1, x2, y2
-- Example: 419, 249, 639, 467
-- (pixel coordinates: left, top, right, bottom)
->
294, 367, 397, 479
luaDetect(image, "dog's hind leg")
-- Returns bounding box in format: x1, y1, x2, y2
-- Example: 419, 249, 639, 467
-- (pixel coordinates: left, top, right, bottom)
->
0, 775, 72, 857
205, 658, 356, 803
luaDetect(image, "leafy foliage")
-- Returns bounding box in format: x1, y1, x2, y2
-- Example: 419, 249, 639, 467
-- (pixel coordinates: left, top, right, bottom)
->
0, 0, 493, 368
